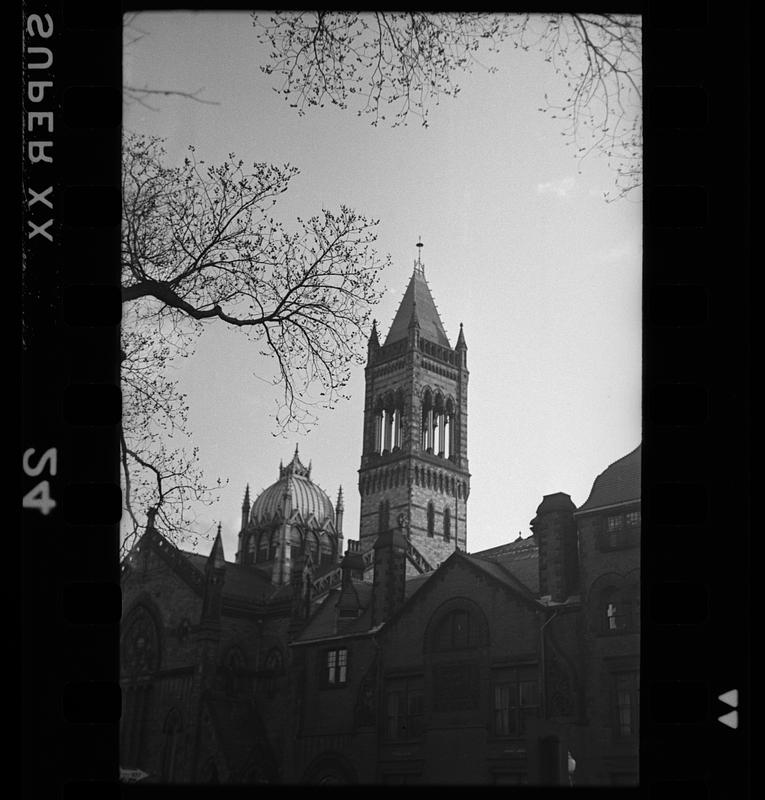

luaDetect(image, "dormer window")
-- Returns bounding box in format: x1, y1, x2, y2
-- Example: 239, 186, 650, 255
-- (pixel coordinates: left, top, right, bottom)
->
600, 510, 640, 551
607, 515, 624, 532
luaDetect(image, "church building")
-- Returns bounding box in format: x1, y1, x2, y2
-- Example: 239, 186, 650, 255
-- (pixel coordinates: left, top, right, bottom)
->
119, 252, 640, 785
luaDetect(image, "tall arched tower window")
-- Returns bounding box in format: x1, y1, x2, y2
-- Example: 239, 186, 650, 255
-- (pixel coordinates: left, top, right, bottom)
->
443, 507, 451, 541
421, 389, 434, 452
427, 503, 435, 538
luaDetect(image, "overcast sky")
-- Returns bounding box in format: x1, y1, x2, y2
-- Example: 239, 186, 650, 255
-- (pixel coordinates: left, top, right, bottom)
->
123, 11, 642, 560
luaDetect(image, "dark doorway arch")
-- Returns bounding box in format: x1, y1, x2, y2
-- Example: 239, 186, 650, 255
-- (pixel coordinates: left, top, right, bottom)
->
302, 752, 358, 785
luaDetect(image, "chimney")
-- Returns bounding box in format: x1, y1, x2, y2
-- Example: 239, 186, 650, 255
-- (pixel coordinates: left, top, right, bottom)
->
336, 540, 366, 628
371, 527, 407, 627
530, 493, 579, 603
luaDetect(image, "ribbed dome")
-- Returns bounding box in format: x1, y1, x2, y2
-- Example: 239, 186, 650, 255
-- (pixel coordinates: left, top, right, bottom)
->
250, 448, 335, 526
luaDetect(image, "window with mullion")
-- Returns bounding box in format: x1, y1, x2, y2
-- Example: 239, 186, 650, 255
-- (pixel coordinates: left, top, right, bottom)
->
323, 647, 348, 687
614, 672, 639, 738
385, 678, 424, 740
493, 672, 539, 736
434, 609, 470, 651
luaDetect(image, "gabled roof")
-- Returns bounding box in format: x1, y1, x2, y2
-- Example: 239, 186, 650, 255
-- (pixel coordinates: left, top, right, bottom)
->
186, 552, 286, 603
382, 550, 542, 631
458, 551, 539, 603
383, 267, 451, 348
577, 444, 642, 514
470, 536, 540, 595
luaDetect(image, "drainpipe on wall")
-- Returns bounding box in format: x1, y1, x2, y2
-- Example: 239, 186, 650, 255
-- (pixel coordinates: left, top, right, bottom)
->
539, 609, 559, 719
372, 634, 383, 767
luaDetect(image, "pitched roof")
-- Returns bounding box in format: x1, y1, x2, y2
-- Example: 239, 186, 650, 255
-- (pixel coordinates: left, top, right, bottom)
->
292, 569, 435, 644
383, 267, 451, 348
185, 553, 289, 605
470, 536, 540, 595
577, 444, 642, 513
459, 551, 538, 602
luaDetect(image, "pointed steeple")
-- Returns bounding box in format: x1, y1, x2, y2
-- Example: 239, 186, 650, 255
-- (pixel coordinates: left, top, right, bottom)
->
335, 485, 344, 535
242, 484, 251, 508
455, 322, 467, 368
456, 322, 467, 350
207, 523, 226, 570
200, 523, 227, 627
383, 253, 450, 348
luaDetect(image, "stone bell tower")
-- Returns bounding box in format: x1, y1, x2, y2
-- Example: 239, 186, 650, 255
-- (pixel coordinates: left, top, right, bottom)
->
358, 241, 470, 570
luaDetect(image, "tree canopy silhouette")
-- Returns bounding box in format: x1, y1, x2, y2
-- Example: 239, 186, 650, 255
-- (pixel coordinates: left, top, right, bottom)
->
120, 133, 387, 551
253, 12, 641, 199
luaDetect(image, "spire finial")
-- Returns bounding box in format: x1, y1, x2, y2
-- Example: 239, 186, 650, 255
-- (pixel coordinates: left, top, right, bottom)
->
414, 237, 424, 273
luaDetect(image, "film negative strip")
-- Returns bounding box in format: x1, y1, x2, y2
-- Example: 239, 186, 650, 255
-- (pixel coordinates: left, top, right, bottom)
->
20, 0, 750, 796
21, 2, 122, 798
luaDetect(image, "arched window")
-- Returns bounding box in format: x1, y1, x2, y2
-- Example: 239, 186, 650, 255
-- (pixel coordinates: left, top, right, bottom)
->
161, 708, 182, 782
268, 530, 279, 561
427, 503, 435, 538
121, 604, 161, 678
443, 508, 451, 541
262, 646, 284, 697
433, 609, 470, 650
257, 533, 269, 563
374, 398, 385, 454
263, 646, 284, 674
425, 600, 490, 654
445, 398, 455, 459
306, 532, 319, 563
421, 390, 434, 451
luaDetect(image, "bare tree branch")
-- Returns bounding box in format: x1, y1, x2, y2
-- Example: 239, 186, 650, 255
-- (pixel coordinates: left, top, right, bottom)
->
120, 133, 388, 554
252, 12, 642, 199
